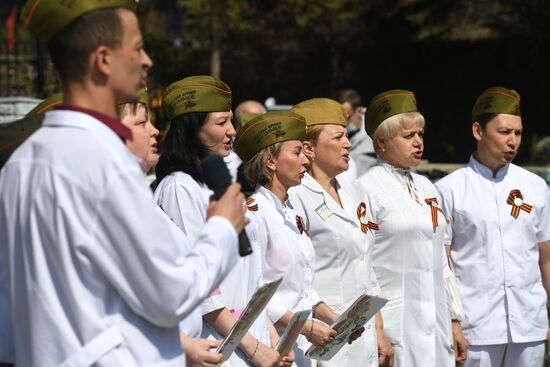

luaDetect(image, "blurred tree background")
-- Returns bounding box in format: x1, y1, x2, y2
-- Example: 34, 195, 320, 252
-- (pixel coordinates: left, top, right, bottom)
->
1, 0, 550, 164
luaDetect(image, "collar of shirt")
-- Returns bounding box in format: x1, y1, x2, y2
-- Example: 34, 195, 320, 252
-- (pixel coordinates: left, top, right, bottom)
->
56, 105, 132, 141
257, 185, 289, 211
468, 154, 510, 181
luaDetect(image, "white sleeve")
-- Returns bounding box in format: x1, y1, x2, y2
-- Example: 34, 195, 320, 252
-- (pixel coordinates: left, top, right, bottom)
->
156, 180, 227, 315
536, 185, 550, 243
443, 256, 465, 321
155, 180, 207, 241
436, 182, 454, 246
86, 168, 238, 328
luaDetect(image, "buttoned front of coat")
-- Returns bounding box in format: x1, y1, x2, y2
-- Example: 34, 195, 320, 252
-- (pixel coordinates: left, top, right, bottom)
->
289, 173, 380, 367
436, 155, 550, 345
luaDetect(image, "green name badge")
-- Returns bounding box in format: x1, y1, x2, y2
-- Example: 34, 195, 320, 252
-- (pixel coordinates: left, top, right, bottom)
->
315, 202, 333, 221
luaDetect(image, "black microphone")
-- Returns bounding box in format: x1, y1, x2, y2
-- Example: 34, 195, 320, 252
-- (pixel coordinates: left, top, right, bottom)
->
201, 155, 253, 257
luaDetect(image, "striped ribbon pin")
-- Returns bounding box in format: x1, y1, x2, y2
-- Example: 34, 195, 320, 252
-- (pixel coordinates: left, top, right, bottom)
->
507, 189, 532, 218
424, 197, 449, 229
356, 202, 379, 234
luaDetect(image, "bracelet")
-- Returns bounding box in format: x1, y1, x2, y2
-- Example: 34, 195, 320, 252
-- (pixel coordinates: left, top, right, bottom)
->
248, 338, 259, 361
308, 319, 315, 340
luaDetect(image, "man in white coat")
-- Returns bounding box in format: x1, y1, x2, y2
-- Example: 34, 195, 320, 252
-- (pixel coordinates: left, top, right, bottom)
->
0, 1, 246, 366
436, 87, 550, 367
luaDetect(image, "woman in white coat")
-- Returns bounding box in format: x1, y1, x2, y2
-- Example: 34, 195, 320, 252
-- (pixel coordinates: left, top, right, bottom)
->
234, 111, 365, 367
287, 98, 393, 367
153, 76, 286, 367
353, 90, 467, 367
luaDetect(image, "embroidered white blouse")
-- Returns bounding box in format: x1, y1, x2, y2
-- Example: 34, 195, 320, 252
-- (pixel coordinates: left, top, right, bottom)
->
354, 159, 455, 367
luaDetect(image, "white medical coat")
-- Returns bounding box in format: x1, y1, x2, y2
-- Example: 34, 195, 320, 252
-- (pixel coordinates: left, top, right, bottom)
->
354, 160, 454, 367
251, 186, 321, 367
0, 110, 238, 367
289, 173, 380, 367
436, 155, 550, 345
154, 171, 270, 365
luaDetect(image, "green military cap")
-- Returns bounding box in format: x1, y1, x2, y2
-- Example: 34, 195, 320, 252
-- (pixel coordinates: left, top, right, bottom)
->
163, 76, 232, 121
365, 89, 417, 137
26, 93, 63, 117
2, 93, 63, 168
0, 115, 43, 169
118, 88, 148, 106
291, 98, 347, 127
21, 0, 138, 43
234, 111, 307, 162
472, 86, 521, 121
239, 112, 260, 128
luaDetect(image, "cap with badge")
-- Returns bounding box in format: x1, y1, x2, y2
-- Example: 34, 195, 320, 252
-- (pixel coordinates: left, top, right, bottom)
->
291, 98, 347, 127
234, 111, 307, 162
163, 76, 232, 121
472, 86, 521, 121
21, 0, 138, 43
365, 89, 417, 138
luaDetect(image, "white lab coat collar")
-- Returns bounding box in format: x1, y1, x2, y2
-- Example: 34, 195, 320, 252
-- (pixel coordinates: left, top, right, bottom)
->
377, 157, 413, 181
257, 186, 302, 235
468, 153, 510, 181
300, 173, 356, 224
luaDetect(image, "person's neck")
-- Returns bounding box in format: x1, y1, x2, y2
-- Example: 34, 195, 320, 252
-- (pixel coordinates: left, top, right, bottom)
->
63, 83, 118, 119
474, 150, 506, 178
310, 164, 337, 193
265, 179, 288, 206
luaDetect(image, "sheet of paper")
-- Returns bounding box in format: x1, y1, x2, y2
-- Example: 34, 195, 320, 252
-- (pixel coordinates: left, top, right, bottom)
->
276, 309, 311, 356
216, 278, 283, 361
307, 294, 387, 361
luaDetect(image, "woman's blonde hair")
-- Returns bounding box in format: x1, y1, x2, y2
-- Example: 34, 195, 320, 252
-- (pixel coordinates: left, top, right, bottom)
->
372, 112, 425, 154
243, 142, 282, 187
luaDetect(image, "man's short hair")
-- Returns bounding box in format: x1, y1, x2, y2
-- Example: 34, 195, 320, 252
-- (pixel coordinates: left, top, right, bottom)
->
48, 8, 124, 83
332, 89, 362, 110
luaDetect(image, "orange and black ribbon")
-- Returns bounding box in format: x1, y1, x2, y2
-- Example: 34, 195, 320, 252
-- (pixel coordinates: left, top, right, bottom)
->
424, 198, 449, 228
246, 197, 258, 212
507, 189, 532, 218
296, 215, 307, 235
356, 202, 379, 234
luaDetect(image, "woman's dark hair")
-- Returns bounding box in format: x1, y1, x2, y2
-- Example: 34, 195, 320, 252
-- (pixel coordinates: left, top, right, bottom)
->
473, 113, 499, 128
156, 112, 208, 184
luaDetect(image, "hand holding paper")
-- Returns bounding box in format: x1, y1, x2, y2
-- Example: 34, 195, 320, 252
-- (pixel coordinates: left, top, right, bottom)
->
306, 294, 388, 361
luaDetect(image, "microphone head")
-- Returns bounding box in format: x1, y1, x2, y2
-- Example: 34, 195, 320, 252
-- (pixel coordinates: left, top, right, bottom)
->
201, 155, 232, 198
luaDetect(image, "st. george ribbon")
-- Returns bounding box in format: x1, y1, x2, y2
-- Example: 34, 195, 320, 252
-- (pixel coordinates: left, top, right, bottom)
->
201, 155, 253, 256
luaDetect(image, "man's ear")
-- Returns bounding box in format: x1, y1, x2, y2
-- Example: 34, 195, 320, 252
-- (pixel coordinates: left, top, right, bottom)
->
92, 45, 112, 77
302, 140, 315, 161
472, 122, 483, 142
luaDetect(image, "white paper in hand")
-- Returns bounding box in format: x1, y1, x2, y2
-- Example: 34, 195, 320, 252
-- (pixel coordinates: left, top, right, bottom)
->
276, 309, 311, 356
216, 278, 283, 361
307, 294, 387, 361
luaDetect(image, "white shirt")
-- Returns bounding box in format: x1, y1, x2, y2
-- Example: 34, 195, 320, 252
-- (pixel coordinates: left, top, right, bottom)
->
289, 173, 379, 367
0, 110, 238, 367
354, 160, 454, 367
154, 171, 270, 362
436, 155, 550, 345
251, 186, 321, 367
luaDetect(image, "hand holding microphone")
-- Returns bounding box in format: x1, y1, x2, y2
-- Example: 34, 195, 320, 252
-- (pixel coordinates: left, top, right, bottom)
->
202, 155, 253, 256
